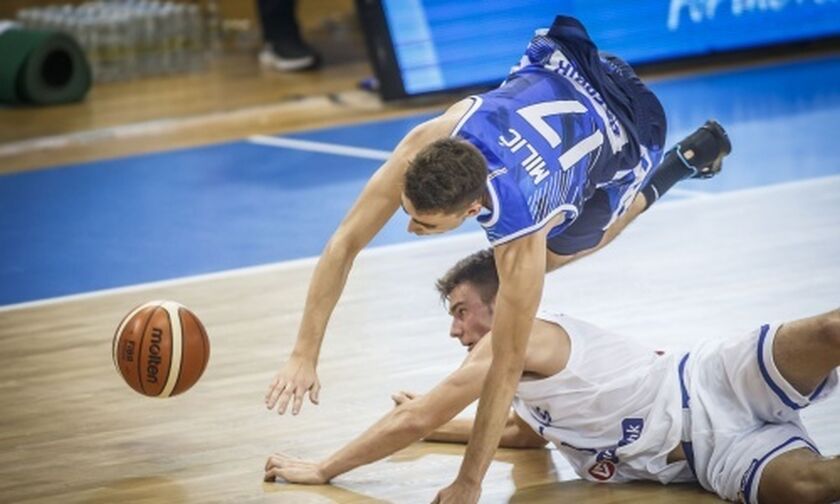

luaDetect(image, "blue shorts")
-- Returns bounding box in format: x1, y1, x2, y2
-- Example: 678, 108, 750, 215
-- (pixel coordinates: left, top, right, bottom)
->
542, 18, 667, 255
546, 57, 665, 255
547, 141, 662, 256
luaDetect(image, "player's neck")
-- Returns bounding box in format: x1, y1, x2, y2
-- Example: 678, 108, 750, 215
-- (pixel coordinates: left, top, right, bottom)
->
480, 190, 492, 211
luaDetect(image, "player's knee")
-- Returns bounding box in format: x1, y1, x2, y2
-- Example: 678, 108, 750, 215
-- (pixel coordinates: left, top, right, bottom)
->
814, 308, 840, 352
763, 464, 835, 504
791, 472, 835, 504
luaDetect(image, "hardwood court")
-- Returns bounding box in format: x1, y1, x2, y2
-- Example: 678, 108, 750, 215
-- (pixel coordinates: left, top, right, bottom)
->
1, 176, 838, 503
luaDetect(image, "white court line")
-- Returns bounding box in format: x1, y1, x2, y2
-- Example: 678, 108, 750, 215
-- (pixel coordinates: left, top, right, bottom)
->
2, 173, 837, 314
0, 110, 248, 158
248, 135, 392, 161
248, 135, 710, 199
0, 98, 340, 158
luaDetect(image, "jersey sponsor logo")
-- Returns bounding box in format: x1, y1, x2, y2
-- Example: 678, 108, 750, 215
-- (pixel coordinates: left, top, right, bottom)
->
596, 448, 619, 463
588, 460, 616, 481
589, 418, 643, 479
619, 418, 644, 447
530, 406, 552, 436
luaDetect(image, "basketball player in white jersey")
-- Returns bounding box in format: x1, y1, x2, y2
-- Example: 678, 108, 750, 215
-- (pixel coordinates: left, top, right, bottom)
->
264, 250, 840, 504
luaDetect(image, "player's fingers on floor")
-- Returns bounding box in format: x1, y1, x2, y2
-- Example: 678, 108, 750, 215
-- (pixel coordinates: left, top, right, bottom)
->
264, 468, 282, 482
265, 454, 287, 470
309, 380, 320, 404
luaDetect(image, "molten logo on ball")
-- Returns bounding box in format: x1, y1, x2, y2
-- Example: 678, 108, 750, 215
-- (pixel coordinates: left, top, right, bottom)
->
146, 327, 163, 384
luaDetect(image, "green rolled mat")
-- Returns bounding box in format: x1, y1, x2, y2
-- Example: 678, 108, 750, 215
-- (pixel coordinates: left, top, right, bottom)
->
0, 27, 91, 105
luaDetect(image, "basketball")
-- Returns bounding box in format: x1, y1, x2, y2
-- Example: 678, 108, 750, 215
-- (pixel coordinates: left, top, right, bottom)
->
112, 300, 210, 397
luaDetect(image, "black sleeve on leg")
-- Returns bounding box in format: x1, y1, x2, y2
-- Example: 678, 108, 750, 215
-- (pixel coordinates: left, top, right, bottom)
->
640, 149, 694, 211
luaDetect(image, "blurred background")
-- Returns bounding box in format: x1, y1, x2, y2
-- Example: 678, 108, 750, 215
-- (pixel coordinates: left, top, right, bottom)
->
2, 0, 837, 173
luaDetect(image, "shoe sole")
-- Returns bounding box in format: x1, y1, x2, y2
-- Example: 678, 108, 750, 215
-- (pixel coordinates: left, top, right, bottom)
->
259, 51, 317, 72
703, 119, 732, 156
695, 119, 732, 178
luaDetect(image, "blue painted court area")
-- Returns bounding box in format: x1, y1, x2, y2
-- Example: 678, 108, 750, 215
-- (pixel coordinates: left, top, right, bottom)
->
2, 56, 839, 306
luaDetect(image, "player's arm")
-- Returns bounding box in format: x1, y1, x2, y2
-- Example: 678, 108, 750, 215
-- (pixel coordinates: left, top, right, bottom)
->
264, 336, 494, 484
265, 110, 458, 415
435, 229, 549, 503
423, 411, 547, 448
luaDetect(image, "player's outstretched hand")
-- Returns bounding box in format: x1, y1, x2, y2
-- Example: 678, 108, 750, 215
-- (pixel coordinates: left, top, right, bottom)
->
265, 355, 321, 415
390, 390, 420, 407
264, 453, 328, 484
432, 479, 480, 504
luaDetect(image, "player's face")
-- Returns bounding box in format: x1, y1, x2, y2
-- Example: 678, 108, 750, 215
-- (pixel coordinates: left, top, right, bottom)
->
446, 282, 493, 352
400, 194, 471, 236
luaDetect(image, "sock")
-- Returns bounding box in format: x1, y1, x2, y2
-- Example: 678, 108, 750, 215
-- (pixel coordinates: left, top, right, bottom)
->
640, 147, 695, 211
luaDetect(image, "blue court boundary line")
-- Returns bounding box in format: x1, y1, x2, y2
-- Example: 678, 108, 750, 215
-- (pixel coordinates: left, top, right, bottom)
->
246, 134, 711, 199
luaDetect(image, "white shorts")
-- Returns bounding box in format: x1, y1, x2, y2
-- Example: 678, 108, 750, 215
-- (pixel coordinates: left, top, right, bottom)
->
680, 323, 838, 503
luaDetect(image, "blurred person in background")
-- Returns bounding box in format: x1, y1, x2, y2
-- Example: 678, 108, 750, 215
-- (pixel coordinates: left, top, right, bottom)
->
256, 0, 320, 71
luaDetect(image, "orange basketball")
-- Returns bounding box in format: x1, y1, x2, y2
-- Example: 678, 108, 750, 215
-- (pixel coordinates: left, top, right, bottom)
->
112, 300, 210, 397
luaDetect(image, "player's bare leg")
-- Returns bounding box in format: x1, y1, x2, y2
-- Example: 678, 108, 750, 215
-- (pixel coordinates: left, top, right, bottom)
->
753, 309, 840, 504
773, 308, 840, 396
758, 448, 840, 504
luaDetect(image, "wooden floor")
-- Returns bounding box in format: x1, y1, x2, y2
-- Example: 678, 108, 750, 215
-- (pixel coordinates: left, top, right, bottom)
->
0, 52, 447, 175
1, 177, 838, 503
0, 238, 721, 504
1, 30, 838, 503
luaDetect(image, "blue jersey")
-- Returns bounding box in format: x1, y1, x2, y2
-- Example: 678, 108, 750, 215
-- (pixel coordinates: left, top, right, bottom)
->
453, 25, 655, 247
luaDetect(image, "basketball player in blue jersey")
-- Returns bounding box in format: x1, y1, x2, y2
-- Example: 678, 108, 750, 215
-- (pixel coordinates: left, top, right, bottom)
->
265, 251, 840, 504
265, 15, 731, 503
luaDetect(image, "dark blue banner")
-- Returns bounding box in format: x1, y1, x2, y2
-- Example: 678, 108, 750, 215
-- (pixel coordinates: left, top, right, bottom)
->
381, 0, 840, 95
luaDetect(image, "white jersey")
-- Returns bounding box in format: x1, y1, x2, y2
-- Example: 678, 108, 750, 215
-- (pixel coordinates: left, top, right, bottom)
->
512, 309, 693, 484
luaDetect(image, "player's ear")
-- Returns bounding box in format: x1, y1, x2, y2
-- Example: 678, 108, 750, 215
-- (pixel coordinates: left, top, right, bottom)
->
464, 201, 483, 218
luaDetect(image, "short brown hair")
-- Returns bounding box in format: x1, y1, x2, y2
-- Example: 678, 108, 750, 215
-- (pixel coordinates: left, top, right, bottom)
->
435, 249, 499, 305
404, 138, 487, 214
